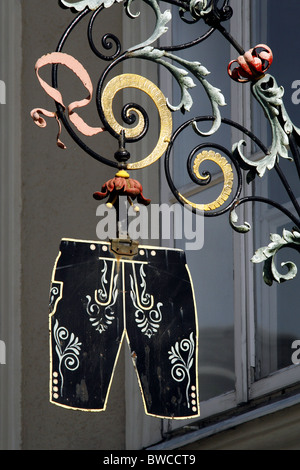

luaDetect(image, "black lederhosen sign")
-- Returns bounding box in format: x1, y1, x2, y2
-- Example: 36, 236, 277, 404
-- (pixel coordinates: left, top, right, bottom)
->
49, 238, 200, 419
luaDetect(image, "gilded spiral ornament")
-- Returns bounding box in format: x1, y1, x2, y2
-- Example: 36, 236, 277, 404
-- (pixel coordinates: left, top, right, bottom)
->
101, 73, 172, 170
179, 150, 234, 211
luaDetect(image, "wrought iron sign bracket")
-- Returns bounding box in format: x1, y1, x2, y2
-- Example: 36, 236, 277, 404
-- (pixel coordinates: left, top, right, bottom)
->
30, 0, 300, 422
31, 0, 300, 286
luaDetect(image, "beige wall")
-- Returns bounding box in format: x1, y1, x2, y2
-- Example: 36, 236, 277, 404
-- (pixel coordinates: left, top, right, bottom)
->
21, 0, 127, 450
179, 403, 300, 451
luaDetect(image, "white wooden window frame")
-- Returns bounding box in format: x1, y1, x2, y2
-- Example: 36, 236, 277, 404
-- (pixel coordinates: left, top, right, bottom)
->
247, 0, 300, 401
156, 0, 251, 435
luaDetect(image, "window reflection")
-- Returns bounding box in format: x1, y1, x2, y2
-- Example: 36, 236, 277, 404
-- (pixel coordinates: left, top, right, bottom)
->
175, 189, 235, 401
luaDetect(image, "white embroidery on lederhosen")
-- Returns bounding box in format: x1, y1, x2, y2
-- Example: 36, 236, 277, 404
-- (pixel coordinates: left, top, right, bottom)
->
49, 282, 63, 313
97, 258, 109, 302
168, 332, 195, 409
53, 319, 82, 397
86, 259, 119, 334
130, 263, 163, 338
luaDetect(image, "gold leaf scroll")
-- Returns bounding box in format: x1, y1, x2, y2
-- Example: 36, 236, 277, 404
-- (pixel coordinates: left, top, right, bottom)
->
101, 73, 172, 170
178, 150, 234, 211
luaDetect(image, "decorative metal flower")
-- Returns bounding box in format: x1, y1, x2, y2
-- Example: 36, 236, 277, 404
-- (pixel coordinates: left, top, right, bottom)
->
228, 44, 273, 83
60, 0, 122, 11
93, 170, 151, 209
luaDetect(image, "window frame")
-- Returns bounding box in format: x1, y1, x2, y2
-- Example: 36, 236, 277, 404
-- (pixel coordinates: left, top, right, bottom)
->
247, 0, 300, 401
158, 0, 300, 440
157, 0, 252, 436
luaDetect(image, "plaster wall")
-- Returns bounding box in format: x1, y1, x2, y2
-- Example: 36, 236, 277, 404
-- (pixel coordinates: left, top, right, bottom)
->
179, 403, 300, 451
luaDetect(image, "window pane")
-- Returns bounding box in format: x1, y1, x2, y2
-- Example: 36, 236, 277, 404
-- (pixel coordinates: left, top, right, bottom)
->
171, 8, 232, 189
254, 218, 300, 380
169, 9, 236, 401
251, 0, 300, 381
174, 189, 235, 401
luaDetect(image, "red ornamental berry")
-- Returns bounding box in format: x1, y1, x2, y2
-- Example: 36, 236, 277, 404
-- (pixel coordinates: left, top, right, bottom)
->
228, 44, 273, 83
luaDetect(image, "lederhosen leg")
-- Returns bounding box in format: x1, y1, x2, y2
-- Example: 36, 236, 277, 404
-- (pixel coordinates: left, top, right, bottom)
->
49, 239, 124, 411
124, 247, 200, 419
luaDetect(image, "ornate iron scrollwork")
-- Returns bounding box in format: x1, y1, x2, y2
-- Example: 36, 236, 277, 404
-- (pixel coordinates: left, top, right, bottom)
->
31, 0, 300, 285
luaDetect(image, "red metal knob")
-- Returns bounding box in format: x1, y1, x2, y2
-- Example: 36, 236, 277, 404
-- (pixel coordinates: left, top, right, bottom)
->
228, 44, 273, 83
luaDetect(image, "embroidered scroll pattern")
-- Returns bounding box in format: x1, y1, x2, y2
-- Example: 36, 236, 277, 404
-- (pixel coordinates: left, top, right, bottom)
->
53, 319, 82, 397
130, 264, 162, 338
139, 264, 152, 308
86, 273, 119, 334
97, 260, 109, 302
168, 332, 195, 409
49, 282, 62, 313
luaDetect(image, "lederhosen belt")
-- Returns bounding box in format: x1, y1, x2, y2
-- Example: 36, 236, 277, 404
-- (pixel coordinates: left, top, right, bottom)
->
49, 238, 200, 419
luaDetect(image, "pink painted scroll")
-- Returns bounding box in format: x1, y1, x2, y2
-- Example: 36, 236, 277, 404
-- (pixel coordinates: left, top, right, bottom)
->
31, 52, 105, 148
